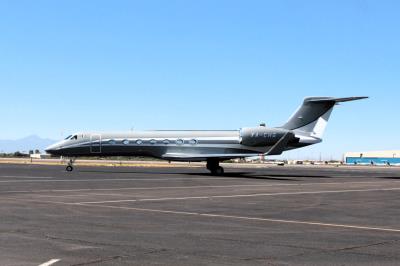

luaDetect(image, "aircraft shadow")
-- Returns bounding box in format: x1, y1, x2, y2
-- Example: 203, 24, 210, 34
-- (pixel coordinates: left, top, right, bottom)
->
186, 172, 297, 181
77, 169, 400, 181
373, 176, 400, 180
78, 170, 332, 180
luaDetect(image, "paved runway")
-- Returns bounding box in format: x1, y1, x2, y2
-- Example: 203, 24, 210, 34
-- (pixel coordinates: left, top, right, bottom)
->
1, 164, 400, 266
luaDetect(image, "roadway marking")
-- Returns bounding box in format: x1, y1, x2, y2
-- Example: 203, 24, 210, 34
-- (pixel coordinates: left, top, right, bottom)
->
75, 203, 400, 233
31, 194, 106, 199
6, 187, 400, 205
1, 197, 83, 205
38, 259, 60, 266
4, 195, 400, 234
76, 187, 400, 204
0, 176, 54, 179
1, 180, 399, 194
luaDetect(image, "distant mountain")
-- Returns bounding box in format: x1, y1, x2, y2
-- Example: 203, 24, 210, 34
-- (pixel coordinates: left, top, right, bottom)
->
0, 135, 56, 153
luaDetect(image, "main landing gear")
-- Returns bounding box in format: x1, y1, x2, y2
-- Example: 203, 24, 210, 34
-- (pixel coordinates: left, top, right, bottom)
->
207, 159, 224, 176
65, 158, 76, 172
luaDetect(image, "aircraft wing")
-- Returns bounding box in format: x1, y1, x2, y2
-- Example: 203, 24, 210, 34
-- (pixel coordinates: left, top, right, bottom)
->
162, 153, 260, 161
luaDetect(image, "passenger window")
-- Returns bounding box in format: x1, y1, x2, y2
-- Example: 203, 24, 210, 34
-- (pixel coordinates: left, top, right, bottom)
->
163, 139, 170, 145
122, 139, 129, 145
109, 139, 116, 145
176, 139, 184, 145
150, 139, 157, 145
136, 139, 143, 145
189, 139, 197, 145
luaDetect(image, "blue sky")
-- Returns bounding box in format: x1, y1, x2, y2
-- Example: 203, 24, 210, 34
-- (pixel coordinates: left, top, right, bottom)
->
0, 0, 399, 159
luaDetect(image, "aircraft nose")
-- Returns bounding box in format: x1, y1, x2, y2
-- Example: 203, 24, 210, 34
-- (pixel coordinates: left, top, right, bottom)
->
45, 143, 61, 155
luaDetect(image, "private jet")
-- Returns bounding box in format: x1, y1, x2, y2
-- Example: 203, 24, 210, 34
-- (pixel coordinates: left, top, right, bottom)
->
46, 96, 367, 175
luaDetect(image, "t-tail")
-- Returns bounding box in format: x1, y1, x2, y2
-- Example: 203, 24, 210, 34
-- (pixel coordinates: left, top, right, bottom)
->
281, 97, 368, 144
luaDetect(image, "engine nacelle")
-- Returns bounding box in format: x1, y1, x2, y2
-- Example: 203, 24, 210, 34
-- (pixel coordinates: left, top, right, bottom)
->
240, 127, 289, 147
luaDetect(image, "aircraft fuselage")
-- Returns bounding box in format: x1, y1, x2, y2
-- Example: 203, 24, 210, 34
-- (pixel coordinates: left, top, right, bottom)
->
46, 128, 306, 161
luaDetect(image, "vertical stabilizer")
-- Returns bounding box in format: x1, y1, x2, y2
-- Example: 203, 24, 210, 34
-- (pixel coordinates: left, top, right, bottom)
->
281, 97, 368, 138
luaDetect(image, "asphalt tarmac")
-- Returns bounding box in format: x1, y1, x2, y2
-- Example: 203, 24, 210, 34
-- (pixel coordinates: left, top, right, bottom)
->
1, 163, 400, 266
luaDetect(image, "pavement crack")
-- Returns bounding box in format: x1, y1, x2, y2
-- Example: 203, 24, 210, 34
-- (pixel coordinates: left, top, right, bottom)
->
205, 236, 263, 245
286, 239, 400, 259
241, 256, 278, 263
44, 234, 135, 248
70, 249, 169, 266
0, 229, 28, 234
327, 239, 400, 252
70, 255, 128, 266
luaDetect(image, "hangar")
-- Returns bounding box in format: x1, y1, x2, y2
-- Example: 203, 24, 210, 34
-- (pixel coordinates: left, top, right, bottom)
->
344, 150, 400, 165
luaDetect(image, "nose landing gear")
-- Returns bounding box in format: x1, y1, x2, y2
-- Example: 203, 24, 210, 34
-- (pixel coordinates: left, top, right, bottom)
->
207, 159, 224, 176
65, 158, 75, 172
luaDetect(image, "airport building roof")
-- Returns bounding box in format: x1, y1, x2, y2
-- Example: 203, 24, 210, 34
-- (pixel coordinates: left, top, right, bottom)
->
344, 150, 400, 158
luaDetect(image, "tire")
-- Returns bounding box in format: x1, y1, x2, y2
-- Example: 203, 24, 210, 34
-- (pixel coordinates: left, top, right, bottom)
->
66, 165, 73, 172
211, 166, 224, 176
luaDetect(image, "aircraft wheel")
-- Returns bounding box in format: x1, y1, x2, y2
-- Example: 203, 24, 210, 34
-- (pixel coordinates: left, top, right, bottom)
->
66, 165, 73, 172
211, 166, 224, 176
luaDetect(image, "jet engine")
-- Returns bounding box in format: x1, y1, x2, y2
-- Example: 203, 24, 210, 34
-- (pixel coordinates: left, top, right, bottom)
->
240, 127, 290, 147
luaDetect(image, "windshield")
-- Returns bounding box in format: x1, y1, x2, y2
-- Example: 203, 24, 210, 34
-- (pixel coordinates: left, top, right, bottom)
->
64, 135, 78, 140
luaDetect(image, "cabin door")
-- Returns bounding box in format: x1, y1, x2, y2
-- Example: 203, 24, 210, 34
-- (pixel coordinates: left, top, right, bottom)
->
90, 134, 102, 153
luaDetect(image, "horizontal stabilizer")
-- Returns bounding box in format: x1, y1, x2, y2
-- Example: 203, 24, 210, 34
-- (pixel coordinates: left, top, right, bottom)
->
307, 96, 369, 103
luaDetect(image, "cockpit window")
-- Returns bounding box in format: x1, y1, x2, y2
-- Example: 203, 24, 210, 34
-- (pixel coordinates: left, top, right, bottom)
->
64, 135, 72, 140
71, 135, 78, 140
